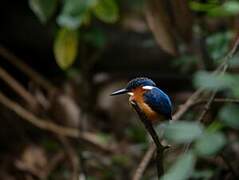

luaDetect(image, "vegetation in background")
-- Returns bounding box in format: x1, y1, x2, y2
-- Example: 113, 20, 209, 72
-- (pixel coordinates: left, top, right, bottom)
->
0, 0, 238, 179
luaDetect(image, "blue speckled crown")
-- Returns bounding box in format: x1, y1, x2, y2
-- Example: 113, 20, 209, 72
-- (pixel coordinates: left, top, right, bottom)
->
126, 77, 156, 90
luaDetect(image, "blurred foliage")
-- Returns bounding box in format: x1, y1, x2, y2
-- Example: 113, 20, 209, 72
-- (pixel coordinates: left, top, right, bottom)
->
29, 0, 119, 70
161, 151, 196, 180
190, 0, 239, 17
194, 132, 226, 156
219, 104, 239, 129
194, 71, 238, 91
163, 121, 203, 143
161, 0, 239, 179
53, 28, 78, 69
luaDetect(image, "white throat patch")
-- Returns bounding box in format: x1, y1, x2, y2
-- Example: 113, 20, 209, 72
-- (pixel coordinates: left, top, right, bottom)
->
127, 92, 134, 96
142, 86, 154, 90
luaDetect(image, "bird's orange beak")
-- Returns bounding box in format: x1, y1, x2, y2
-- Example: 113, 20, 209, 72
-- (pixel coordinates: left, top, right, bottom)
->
111, 88, 129, 96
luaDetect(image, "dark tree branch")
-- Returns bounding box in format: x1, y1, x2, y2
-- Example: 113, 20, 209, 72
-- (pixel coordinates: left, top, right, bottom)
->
131, 102, 165, 179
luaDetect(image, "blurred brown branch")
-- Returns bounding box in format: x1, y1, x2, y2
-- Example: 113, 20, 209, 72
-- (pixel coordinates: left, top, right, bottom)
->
0, 66, 39, 109
0, 91, 116, 153
0, 45, 57, 93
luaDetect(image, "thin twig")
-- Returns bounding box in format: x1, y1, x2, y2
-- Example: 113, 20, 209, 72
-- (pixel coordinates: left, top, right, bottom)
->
191, 98, 239, 107
0, 45, 57, 92
0, 91, 116, 153
184, 91, 217, 152
0, 66, 38, 108
185, 55, 230, 152
172, 89, 204, 122
132, 102, 165, 179
197, 59, 228, 123
197, 91, 217, 123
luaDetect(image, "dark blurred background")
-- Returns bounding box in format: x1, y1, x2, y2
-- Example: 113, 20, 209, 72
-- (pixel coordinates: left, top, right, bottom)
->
0, 0, 239, 179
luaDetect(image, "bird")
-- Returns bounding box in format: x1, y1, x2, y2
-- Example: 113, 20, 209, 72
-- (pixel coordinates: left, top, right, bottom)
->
111, 77, 172, 123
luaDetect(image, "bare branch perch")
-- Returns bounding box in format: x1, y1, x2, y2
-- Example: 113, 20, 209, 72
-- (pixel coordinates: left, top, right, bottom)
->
131, 102, 165, 179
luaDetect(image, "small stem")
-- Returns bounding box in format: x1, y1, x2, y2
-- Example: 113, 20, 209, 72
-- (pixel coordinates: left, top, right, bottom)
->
132, 102, 165, 179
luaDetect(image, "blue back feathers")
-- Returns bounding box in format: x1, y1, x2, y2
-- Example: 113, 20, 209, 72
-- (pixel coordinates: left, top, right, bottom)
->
126, 77, 156, 90
125, 77, 172, 120
143, 87, 172, 120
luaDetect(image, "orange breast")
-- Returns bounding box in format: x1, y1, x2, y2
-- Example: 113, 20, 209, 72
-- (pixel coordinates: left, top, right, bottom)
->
130, 87, 159, 123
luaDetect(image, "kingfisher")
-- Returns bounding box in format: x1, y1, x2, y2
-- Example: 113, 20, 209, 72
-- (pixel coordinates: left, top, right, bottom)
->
111, 77, 172, 123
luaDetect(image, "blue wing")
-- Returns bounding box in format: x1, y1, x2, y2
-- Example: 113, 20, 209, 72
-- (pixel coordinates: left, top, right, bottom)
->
143, 88, 172, 120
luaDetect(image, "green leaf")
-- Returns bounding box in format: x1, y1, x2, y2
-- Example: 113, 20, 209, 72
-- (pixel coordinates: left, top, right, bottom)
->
161, 152, 196, 180
194, 132, 226, 156
57, 0, 96, 29
219, 104, 239, 129
54, 28, 78, 70
93, 0, 119, 23
194, 71, 236, 91
29, 0, 57, 23
163, 121, 203, 143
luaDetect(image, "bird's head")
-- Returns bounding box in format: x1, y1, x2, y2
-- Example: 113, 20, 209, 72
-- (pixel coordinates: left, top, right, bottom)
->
111, 77, 156, 97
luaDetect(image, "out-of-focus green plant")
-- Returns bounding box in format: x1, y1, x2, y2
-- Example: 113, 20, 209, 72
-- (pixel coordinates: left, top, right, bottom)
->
163, 121, 203, 144
163, 18, 239, 178
194, 71, 238, 92
190, 0, 239, 17
161, 151, 196, 180
53, 28, 78, 70
206, 32, 233, 60
29, 0, 119, 70
162, 120, 227, 179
